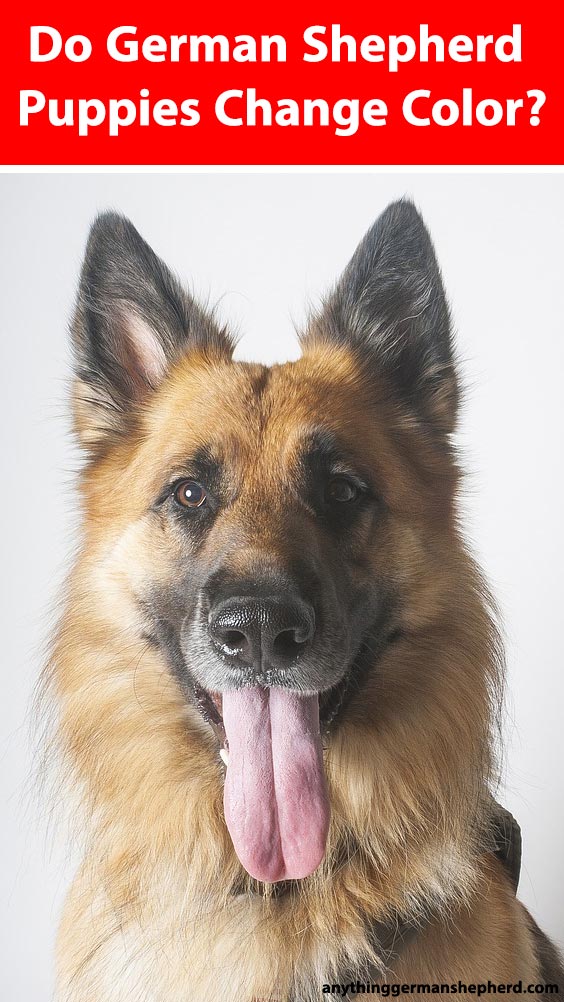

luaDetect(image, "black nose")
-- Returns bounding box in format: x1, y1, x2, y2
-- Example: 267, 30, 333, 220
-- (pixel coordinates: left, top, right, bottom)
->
208, 596, 315, 673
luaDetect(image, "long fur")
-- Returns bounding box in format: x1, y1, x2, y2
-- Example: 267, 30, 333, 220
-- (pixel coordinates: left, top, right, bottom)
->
45, 204, 562, 999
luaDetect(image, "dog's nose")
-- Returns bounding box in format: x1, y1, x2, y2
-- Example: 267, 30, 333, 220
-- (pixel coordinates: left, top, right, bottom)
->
208, 596, 315, 672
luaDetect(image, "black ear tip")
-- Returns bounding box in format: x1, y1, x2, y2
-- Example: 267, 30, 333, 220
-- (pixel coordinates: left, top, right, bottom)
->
372, 199, 437, 265
90, 209, 135, 232
86, 211, 143, 254
378, 198, 426, 232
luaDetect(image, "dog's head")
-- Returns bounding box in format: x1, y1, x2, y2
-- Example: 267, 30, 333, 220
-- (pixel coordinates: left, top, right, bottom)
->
71, 202, 463, 883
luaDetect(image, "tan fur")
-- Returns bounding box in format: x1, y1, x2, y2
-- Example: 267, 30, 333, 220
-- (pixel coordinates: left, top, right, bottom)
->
49, 343, 544, 999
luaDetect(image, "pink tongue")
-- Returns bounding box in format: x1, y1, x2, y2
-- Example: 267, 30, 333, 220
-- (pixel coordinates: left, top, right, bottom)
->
222, 687, 330, 882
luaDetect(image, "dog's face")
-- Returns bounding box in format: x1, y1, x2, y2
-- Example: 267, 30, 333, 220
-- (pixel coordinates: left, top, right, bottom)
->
72, 203, 460, 882
142, 355, 387, 698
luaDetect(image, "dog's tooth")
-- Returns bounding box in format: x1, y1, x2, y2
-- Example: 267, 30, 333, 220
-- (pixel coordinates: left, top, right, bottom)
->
219, 748, 229, 766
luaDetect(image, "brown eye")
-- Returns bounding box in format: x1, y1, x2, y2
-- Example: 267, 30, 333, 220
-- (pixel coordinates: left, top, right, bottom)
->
174, 480, 207, 509
325, 477, 359, 504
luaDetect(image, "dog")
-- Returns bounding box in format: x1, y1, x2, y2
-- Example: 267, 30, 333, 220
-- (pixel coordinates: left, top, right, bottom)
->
49, 201, 563, 998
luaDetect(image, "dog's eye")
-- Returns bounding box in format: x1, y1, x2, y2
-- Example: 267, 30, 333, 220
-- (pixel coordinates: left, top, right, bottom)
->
174, 480, 207, 509
325, 477, 359, 504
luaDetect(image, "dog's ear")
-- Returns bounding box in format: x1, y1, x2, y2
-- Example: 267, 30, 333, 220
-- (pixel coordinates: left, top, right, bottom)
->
303, 200, 459, 434
72, 212, 233, 452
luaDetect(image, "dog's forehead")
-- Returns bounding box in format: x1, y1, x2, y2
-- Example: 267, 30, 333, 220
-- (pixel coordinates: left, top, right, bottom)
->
144, 345, 369, 467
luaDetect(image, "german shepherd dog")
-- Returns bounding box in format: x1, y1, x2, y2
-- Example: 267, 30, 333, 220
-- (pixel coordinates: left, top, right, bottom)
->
50, 201, 562, 997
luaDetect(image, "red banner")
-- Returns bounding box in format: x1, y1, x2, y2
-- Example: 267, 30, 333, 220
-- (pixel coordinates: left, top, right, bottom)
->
3, 0, 562, 165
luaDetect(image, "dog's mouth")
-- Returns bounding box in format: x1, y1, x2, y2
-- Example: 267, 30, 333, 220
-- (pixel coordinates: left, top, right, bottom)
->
193, 672, 350, 754
193, 681, 338, 884
148, 609, 358, 883
190, 625, 400, 885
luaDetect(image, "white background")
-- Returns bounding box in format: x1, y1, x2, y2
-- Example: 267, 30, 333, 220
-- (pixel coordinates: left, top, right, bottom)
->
1, 173, 563, 999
